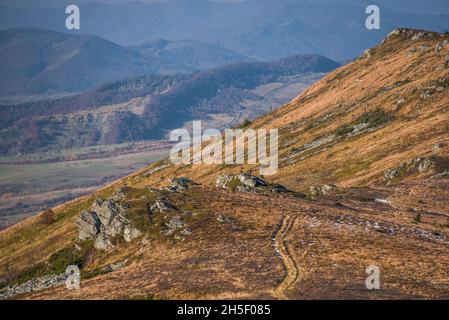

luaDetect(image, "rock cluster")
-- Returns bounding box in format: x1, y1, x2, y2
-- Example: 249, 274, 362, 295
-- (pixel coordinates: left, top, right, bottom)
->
0, 260, 127, 300
168, 177, 197, 191
216, 173, 267, 192
150, 199, 177, 213
216, 173, 289, 195
160, 210, 192, 242
383, 157, 436, 182
309, 184, 337, 198
76, 198, 141, 251
0, 273, 67, 300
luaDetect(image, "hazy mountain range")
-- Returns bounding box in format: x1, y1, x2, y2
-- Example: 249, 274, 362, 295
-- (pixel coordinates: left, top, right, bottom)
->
0, 53, 339, 155
1, 0, 448, 63
0, 28, 252, 96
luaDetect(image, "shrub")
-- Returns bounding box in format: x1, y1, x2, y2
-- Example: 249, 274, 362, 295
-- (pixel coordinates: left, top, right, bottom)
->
413, 212, 422, 224
226, 177, 243, 191
39, 209, 56, 225
237, 119, 252, 129
48, 246, 84, 274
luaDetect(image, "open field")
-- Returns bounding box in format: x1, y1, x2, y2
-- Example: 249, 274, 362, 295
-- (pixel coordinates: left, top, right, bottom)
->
0, 146, 169, 229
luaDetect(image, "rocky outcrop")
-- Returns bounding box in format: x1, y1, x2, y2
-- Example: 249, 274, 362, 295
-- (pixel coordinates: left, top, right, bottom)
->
309, 184, 338, 198
384, 157, 436, 182
76, 198, 141, 251
149, 199, 177, 213
168, 177, 197, 191
0, 260, 127, 300
216, 173, 289, 195
216, 173, 266, 191
160, 211, 192, 242
77, 210, 101, 241
0, 273, 67, 300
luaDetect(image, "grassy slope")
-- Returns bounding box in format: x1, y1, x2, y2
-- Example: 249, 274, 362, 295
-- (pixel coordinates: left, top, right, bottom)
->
0, 29, 449, 297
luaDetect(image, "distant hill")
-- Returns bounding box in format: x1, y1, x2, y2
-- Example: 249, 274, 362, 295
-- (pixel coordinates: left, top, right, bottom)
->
0, 54, 339, 155
0, 0, 448, 62
140, 54, 340, 138
0, 28, 252, 96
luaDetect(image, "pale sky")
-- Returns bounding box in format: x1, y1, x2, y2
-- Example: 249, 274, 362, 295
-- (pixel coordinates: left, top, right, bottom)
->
0, 0, 247, 7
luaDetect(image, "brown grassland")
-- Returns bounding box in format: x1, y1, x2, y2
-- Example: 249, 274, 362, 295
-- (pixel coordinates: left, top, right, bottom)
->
1, 29, 449, 299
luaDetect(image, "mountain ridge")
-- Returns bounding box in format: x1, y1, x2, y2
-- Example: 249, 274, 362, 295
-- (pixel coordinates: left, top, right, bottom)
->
1, 0, 448, 62
0, 27, 253, 96
1, 28, 449, 300
0, 53, 339, 155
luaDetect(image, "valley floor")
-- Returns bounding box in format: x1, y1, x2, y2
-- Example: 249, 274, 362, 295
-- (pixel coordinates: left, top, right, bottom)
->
0, 142, 170, 229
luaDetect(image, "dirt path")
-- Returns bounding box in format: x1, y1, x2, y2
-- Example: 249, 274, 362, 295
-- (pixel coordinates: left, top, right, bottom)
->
272, 215, 300, 299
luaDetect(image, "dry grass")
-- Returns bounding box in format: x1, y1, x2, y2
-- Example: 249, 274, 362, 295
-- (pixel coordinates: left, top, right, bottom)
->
1, 29, 449, 300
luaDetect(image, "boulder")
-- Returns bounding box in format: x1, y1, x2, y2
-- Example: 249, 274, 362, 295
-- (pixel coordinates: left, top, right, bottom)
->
165, 215, 186, 230
76, 197, 141, 251
76, 210, 100, 241
123, 226, 141, 243
217, 214, 235, 223
103, 214, 129, 238
309, 184, 337, 197
216, 173, 267, 191
92, 198, 128, 226
169, 177, 196, 191
0, 273, 67, 300
94, 233, 114, 251
237, 173, 267, 188
150, 199, 177, 213
216, 174, 234, 188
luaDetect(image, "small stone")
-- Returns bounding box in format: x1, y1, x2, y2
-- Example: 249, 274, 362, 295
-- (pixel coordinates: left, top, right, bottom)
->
174, 235, 185, 242
165, 215, 185, 229
150, 199, 177, 213
169, 177, 196, 191
217, 214, 235, 223
123, 226, 141, 242
180, 228, 192, 236
374, 198, 391, 205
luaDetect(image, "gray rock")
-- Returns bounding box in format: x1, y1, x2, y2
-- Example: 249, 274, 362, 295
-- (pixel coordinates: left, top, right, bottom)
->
363, 48, 372, 58
217, 214, 235, 224
165, 215, 186, 230
150, 199, 177, 213
123, 225, 141, 243
237, 173, 267, 188
384, 157, 436, 182
103, 214, 129, 238
0, 273, 67, 300
374, 198, 391, 205
216, 174, 234, 188
76, 210, 100, 241
180, 228, 192, 236
92, 198, 128, 226
169, 177, 196, 191
216, 173, 267, 191
76, 197, 141, 251
310, 184, 337, 197
94, 233, 114, 251
384, 167, 401, 181
174, 235, 185, 242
